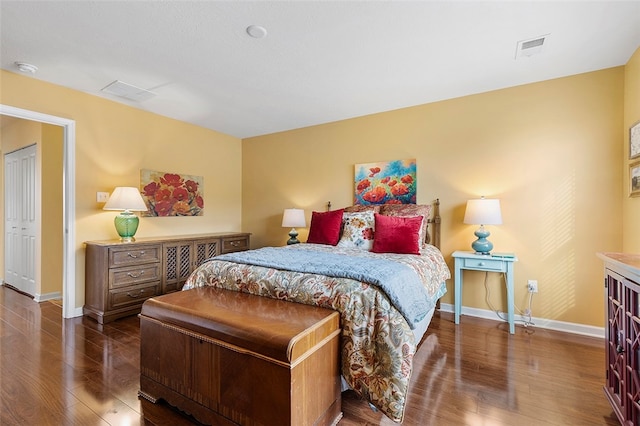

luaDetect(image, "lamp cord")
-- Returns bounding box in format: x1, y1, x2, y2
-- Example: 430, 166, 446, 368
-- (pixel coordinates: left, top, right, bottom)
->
484, 272, 535, 328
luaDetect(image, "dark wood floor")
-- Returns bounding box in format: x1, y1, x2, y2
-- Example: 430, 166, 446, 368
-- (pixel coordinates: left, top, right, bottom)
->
0, 285, 619, 425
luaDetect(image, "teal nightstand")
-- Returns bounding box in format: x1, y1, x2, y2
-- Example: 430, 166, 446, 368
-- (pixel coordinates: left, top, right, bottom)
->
452, 250, 518, 334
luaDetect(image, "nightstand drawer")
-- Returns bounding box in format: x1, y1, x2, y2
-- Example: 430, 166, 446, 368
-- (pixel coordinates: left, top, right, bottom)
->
109, 282, 160, 310
109, 264, 161, 288
462, 257, 504, 271
109, 245, 161, 267
221, 236, 249, 253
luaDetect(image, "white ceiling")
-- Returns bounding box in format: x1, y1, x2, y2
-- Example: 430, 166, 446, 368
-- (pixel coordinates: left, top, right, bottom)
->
1, 1, 639, 139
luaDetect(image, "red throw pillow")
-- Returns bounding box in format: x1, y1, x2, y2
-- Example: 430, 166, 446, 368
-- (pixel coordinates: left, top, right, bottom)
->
307, 209, 345, 246
372, 213, 422, 255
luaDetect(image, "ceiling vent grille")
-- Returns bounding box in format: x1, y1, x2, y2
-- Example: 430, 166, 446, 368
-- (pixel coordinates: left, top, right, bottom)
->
515, 34, 549, 59
101, 80, 156, 102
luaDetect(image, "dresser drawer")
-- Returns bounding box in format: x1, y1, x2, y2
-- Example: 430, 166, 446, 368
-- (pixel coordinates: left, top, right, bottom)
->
109, 264, 161, 289
109, 245, 161, 267
462, 257, 504, 271
221, 236, 249, 253
109, 282, 161, 310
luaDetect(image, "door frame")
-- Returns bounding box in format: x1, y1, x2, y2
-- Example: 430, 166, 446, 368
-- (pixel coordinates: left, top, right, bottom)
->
0, 104, 77, 318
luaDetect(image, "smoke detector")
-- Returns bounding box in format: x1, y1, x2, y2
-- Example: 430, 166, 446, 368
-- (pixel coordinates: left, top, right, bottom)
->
515, 34, 550, 59
14, 62, 38, 74
101, 80, 156, 102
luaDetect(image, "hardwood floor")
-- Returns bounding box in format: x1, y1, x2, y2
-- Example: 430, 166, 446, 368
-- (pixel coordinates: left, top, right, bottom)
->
0, 285, 619, 425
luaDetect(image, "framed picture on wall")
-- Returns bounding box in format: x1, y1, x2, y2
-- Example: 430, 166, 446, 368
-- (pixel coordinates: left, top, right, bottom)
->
630, 161, 640, 198
631, 120, 640, 160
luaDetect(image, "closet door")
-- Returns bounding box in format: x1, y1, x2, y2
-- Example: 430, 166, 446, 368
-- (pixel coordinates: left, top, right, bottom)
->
4, 144, 37, 296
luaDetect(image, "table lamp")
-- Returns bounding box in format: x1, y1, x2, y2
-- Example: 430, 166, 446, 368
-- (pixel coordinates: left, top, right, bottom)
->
103, 187, 148, 242
463, 197, 502, 255
282, 208, 306, 245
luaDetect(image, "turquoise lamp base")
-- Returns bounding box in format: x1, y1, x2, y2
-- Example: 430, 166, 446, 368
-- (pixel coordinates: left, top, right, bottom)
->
286, 228, 300, 245
471, 225, 493, 255
114, 210, 140, 243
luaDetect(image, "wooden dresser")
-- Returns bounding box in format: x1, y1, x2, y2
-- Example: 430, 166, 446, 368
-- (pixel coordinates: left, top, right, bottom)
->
598, 252, 640, 425
84, 233, 250, 324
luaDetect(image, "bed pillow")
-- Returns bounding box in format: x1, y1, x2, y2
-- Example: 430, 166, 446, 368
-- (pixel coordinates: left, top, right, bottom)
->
372, 213, 422, 255
337, 210, 375, 250
306, 209, 345, 246
379, 204, 431, 245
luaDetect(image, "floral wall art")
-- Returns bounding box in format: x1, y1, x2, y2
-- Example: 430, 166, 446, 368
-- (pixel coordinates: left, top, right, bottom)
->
354, 159, 417, 205
140, 169, 204, 217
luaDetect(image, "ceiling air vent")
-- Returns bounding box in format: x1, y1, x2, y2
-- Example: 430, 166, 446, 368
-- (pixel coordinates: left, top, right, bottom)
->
101, 80, 156, 102
515, 34, 549, 59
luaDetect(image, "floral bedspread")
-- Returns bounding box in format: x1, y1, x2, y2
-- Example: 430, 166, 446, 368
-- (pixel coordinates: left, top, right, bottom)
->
183, 243, 450, 423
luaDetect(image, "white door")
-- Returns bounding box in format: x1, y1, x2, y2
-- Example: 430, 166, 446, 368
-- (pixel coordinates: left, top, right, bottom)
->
4, 144, 37, 296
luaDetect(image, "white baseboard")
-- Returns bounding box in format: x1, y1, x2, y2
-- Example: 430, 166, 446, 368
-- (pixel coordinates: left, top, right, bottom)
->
439, 302, 604, 339
34, 291, 62, 302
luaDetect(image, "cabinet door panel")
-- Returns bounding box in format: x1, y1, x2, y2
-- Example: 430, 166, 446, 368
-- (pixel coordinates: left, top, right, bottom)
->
163, 242, 193, 293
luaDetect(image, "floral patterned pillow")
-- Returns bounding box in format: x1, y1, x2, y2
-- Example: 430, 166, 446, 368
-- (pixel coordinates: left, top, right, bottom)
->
337, 210, 375, 250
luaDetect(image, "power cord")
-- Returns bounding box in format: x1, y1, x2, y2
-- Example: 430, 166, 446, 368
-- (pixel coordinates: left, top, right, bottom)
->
484, 272, 535, 328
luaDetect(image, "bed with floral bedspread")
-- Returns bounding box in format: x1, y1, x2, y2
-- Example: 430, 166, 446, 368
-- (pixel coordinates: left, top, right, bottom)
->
183, 242, 450, 423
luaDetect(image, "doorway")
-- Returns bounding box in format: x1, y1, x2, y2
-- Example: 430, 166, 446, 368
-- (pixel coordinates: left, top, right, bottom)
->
0, 104, 77, 318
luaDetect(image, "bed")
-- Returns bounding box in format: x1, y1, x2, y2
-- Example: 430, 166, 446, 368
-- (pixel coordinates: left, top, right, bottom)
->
182, 200, 451, 423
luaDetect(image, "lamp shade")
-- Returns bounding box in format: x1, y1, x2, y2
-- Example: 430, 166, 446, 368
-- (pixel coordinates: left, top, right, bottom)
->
103, 187, 147, 211
282, 208, 306, 228
463, 198, 502, 225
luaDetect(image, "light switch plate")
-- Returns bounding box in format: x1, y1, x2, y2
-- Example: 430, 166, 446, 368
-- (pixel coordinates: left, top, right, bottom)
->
97, 191, 110, 203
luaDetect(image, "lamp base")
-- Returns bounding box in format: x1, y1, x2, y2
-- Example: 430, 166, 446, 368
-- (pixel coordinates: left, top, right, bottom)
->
471, 225, 493, 255
114, 210, 139, 243
286, 228, 300, 245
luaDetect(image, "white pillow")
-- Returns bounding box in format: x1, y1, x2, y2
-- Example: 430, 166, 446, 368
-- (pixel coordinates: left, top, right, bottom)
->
337, 211, 375, 250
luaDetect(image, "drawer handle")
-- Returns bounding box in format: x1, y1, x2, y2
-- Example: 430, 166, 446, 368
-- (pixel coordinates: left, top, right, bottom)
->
126, 289, 146, 298
127, 270, 144, 278
230, 241, 240, 247
127, 251, 145, 258
478, 262, 485, 266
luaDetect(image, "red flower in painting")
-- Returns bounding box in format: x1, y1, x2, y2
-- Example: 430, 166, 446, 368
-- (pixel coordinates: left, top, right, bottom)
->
368, 167, 381, 177
401, 175, 413, 184
363, 187, 387, 203
388, 180, 397, 187
357, 179, 371, 192
391, 183, 409, 196
155, 200, 174, 216
172, 187, 189, 202
154, 188, 172, 202
185, 179, 198, 193
143, 181, 159, 197
380, 177, 390, 184
195, 195, 204, 208
160, 173, 183, 187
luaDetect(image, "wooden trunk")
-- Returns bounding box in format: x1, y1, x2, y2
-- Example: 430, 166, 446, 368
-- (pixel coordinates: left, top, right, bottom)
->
138, 287, 342, 426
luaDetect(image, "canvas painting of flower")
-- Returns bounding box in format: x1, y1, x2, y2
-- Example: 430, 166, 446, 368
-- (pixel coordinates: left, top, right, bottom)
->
140, 169, 204, 217
354, 159, 417, 205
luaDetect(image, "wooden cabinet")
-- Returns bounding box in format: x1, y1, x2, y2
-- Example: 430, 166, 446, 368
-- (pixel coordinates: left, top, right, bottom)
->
598, 252, 640, 425
84, 233, 250, 324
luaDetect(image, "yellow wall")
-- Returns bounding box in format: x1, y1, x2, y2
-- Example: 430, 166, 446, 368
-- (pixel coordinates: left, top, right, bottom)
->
243, 67, 625, 327
623, 47, 640, 252
41, 123, 64, 295
0, 69, 243, 308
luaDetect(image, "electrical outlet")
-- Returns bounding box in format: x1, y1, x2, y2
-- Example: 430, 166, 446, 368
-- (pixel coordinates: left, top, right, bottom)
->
527, 280, 538, 293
